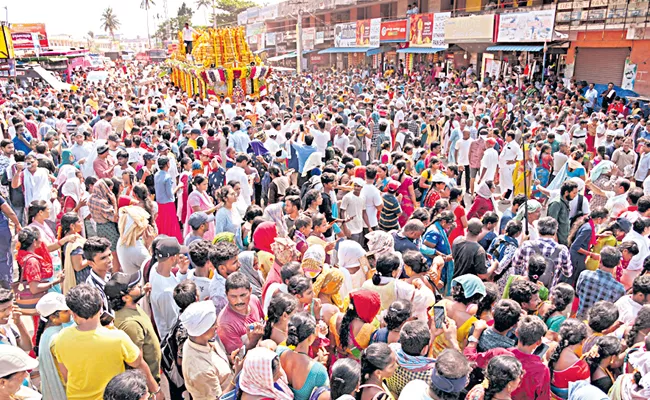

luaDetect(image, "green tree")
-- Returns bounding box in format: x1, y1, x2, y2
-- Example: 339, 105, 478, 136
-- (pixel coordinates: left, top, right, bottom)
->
141, 0, 156, 48
177, 2, 194, 30
212, 0, 256, 27
100, 7, 120, 41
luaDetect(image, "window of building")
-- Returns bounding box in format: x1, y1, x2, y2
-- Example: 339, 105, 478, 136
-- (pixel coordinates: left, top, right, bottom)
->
380, 2, 397, 19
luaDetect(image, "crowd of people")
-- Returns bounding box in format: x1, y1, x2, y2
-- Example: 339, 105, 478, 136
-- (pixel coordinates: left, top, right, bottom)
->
1, 59, 650, 400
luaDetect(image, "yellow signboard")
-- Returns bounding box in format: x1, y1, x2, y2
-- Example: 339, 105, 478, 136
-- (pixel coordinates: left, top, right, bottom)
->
0, 25, 15, 59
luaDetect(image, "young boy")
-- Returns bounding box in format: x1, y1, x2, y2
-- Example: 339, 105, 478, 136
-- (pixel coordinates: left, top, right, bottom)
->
293, 215, 313, 256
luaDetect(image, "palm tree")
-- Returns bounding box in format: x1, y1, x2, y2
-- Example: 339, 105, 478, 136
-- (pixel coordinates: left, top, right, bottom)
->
100, 8, 120, 42
196, 0, 211, 26
141, 0, 156, 48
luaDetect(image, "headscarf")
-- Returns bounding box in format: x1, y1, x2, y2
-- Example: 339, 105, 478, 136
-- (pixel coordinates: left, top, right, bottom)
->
301, 244, 325, 279
213, 232, 236, 244
365, 231, 394, 257
61, 177, 83, 204
270, 237, 298, 265
88, 179, 115, 223
54, 163, 80, 188
312, 265, 344, 311
337, 240, 366, 269
589, 160, 615, 182
253, 221, 278, 253
475, 181, 493, 199
58, 149, 79, 169
239, 251, 263, 298
118, 205, 151, 247
238, 347, 293, 400
348, 289, 381, 324
248, 140, 270, 157
514, 199, 542, 222
263, 202, 288, 237
301, 152, 323, 177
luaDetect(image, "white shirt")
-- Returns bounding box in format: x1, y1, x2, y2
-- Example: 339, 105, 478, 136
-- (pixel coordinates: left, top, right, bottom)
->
149, 264, 187, 340
360, 183, 382, 228
623, 230, 650, 271
553, 152, 569, 172
333, 133, 350, 153
479, 147, 499, 182
187, 270, 212, 301
455, 138, 473, 165
225, 165, 252, 207
341, 192, 365, 234
310, 127, 330, 154
182, 27, 195, 42
615, 295, 643, 326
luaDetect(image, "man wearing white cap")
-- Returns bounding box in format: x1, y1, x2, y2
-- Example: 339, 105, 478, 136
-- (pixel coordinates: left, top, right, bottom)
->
0, 345, 40, 399
181, 300, 242, 400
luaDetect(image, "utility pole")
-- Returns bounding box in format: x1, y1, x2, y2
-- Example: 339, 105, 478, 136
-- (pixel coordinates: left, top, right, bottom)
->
296, 10, 302, 74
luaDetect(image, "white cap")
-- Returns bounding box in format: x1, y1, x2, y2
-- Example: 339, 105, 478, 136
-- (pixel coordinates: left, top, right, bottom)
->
36, 292, 69, 318
180, 301, 217, 337
0, 345, 38, 377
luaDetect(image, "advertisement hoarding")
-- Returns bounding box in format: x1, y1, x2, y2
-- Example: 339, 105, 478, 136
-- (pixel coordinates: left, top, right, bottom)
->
380, 19, 408, 42
10, 23, 48, 49
356, 18, 380, 47
496, 10, 556, 42
334, 22, 357, 47
409, 14, 434, 47
432, 12, 451, 48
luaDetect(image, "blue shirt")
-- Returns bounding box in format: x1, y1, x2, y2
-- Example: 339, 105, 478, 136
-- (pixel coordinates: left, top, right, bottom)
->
154, 170, 174, 204
291, 143, 317, 173
229, 130, 251, 153
12, 132, 32, 154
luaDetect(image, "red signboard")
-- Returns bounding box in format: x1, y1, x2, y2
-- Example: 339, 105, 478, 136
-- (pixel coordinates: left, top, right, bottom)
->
380, 20, 408, 42
10, 23, 48, 49
310, 54, 326, 63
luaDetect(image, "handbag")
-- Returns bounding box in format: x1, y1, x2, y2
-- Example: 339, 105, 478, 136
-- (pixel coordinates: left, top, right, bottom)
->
11, 255, 48, 315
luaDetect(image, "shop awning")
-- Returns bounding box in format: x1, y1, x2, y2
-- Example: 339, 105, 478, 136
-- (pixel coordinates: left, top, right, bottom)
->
486, 45, 544, 52
396, 47, 446, 54
267, 49, 316, 61
367, 45, 392, 56
318, 47, 376, 54
267, 52, 295, 62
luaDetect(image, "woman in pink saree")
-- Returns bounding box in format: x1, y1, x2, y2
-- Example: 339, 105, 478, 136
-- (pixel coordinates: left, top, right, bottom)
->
183, 174, 218, 240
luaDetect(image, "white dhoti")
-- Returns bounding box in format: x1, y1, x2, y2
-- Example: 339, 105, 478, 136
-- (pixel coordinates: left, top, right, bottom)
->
499, 163, 515, 194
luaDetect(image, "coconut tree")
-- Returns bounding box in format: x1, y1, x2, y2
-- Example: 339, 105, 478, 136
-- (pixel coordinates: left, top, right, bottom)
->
141, 0, 156, 48
100, 8, 120, 42
196, 0, 211, 26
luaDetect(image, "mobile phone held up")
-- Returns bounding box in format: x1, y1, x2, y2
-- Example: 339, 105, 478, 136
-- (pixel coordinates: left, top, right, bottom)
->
433, 305, 446, 329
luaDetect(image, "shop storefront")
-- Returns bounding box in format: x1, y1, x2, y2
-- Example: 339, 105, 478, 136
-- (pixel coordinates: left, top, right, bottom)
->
444, 14, 496, 72
379, 19, 409, 70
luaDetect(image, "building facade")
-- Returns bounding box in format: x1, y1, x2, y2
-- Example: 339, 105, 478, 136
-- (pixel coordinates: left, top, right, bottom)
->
240, 0, 650, 96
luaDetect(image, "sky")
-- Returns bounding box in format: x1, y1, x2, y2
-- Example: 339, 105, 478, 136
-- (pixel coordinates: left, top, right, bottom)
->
4, 0, 264, 40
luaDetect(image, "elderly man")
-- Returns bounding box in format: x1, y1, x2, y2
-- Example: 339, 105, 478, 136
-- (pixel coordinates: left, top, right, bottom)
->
181, 301, 242, 400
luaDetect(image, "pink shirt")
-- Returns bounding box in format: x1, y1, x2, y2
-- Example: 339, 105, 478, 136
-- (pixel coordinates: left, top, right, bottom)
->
93, 119, 112, 140
217, 295, 264, 353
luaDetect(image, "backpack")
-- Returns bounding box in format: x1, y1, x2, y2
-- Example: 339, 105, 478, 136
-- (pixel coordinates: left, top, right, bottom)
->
160, 318, 185, 389
490, 237, 518, 282
532, 243, 563, 288
300, 176, 322, 208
